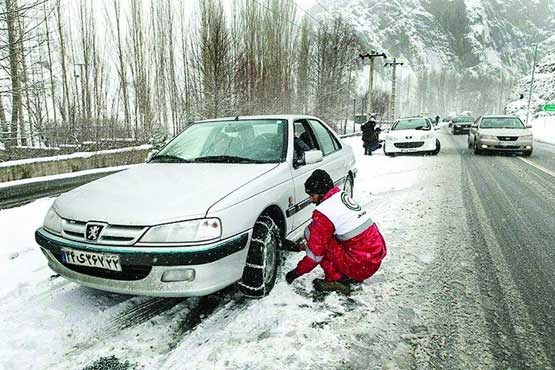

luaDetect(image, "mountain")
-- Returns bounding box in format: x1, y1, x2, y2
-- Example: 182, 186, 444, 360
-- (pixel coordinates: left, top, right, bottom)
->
314, 0, 555, 116
317, 0, 554, 75
506, 34, 555, 117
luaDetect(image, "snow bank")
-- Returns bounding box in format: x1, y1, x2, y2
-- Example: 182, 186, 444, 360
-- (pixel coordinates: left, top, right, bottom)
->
531, 114, 555, 145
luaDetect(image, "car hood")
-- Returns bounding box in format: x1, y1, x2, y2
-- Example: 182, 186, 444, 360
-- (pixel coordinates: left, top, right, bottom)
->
480, 128, 531, 136
387, 129, 434, 140
54, 163, 278, 226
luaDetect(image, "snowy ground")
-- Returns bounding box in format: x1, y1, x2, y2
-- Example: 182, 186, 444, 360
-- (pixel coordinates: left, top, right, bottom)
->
531, 114, 555, 145
0, 132, 490, 370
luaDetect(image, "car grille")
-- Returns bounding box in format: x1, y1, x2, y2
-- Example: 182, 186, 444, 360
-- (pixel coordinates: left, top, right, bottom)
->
494, 145, 521, 149
53, 253, 151, 281
394, 142, 424, 149
497, 136, 518, 141
61, 219, 147, 245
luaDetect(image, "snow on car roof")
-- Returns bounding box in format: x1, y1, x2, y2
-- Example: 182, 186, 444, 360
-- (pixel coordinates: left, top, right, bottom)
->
195, 114, 319, 123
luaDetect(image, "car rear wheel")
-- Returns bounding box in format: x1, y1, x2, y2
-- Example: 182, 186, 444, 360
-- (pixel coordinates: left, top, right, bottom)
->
344, 175, 354, 198
239, 215, 281, 297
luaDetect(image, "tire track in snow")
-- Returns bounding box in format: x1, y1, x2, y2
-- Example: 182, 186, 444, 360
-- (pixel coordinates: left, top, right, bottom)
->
461, 154, 552, 369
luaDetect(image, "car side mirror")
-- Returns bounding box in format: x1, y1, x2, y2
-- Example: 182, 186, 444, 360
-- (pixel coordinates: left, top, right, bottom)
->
304, 150, 323, 165
526, 124, 532, 129
471, 124, 478, 128
146, 149, 158, 162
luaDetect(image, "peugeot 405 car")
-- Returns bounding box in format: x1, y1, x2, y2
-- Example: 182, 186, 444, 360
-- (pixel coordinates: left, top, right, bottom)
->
468, 115, 533, 156
383, 117, 440, 156
35, 115, 357, 297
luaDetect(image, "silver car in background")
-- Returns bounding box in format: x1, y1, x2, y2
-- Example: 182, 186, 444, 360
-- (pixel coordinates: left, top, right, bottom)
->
468, 115, 533, 156
35, 115, 357, 298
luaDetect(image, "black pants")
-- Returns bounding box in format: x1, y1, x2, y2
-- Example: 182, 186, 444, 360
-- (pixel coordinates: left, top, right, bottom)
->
363, 143, 372, 155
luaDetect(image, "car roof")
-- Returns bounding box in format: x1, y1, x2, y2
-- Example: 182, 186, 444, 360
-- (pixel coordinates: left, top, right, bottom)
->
195, 115, 321, 123
481, 115, 519, 119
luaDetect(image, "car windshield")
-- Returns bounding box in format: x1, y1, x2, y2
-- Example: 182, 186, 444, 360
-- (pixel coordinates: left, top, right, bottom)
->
151, 119, 287, 163
480, 117, 525, 129
392, 118, 430, 131
453, 116, 475, 123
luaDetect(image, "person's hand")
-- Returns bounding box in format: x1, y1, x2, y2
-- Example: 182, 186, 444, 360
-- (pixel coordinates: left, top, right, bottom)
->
285, 269, 299, 284
297, 240, 307, 251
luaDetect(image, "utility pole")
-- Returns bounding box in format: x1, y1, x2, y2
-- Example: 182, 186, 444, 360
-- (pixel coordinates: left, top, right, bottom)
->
352, 98, 356, 133
360, 51, 387, 120
526, 44, 539, 126
385, 58, 404, 121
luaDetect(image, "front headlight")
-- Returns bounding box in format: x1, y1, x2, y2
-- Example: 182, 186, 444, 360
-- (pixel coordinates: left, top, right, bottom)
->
481, 134, 496, 140
386, 135, 399, 142
140, 218, 222, 243
43, 207, 62, 234
519, 135, 533, 140
421, 133, 434, 140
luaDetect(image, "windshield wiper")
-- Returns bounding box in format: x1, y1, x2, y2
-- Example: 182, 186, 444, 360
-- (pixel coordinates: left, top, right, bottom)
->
414, 126, 426, 130
193, 155, 269, 164
149, 154, 191, 163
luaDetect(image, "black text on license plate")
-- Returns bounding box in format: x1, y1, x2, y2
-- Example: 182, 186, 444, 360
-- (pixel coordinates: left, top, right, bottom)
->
61, 248, 121, 272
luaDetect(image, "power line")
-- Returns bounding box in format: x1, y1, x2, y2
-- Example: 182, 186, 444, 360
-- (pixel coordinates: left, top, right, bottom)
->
291, 0, 320, 23
312, 0, 334, 17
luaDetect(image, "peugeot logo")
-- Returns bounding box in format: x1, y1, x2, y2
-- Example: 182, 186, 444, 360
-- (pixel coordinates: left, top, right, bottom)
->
405, 136, 413, 140
85, 222, 105, 242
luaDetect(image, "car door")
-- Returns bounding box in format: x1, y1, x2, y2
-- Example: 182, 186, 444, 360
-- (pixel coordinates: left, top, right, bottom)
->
289, 118, 346, 231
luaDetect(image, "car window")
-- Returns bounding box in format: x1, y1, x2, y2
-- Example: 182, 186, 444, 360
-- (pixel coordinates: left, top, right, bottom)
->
153, 119, 287, 163
480, 117, 525, 129
294, 121, 317, 150
453, 116, 475, 123
307, 119, 340, 156
391, 118, 430, 131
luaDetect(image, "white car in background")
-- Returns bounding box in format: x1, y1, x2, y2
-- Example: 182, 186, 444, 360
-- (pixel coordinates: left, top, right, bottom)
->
383, 117, 441, 156
35, 115, 357, 298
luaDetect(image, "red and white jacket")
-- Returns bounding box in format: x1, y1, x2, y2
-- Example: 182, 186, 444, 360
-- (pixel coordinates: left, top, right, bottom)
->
295, 186, 387, 281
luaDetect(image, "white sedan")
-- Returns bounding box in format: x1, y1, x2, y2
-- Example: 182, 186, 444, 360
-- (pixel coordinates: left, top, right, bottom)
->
35, 115, 357, 298
383, 117, 440, 156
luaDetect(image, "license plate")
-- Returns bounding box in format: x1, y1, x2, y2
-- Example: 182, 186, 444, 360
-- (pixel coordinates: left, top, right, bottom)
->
498, 141, 514, 146
400, 148, 417, 153
61, 248, 122, 272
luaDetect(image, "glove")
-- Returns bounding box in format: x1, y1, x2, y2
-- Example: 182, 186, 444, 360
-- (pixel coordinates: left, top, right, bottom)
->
285, 269, 300, 284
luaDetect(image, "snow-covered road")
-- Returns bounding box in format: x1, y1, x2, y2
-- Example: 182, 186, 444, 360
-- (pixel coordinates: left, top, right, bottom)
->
2, 130, 554, 370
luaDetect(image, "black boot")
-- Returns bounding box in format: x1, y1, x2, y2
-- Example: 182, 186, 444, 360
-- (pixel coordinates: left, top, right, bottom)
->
313, 278, 352, 295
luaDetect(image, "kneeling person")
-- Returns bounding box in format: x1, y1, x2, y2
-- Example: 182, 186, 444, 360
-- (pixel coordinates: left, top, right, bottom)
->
286, 169, 387, 293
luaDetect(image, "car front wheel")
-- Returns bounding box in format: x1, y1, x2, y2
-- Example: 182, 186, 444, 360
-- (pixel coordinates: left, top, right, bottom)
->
239, 215, 281, 297
474, 140, 482, 155
431, 139, 441, 155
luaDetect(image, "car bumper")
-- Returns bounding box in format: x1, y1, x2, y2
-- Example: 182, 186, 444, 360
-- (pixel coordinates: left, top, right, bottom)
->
384, 138, 436, 153
477, 139, 533, 152
35, 227, 250, 297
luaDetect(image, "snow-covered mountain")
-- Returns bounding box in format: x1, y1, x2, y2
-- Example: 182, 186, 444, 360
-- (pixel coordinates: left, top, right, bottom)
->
317, 0, 555, 77
506, 34, 555, 117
